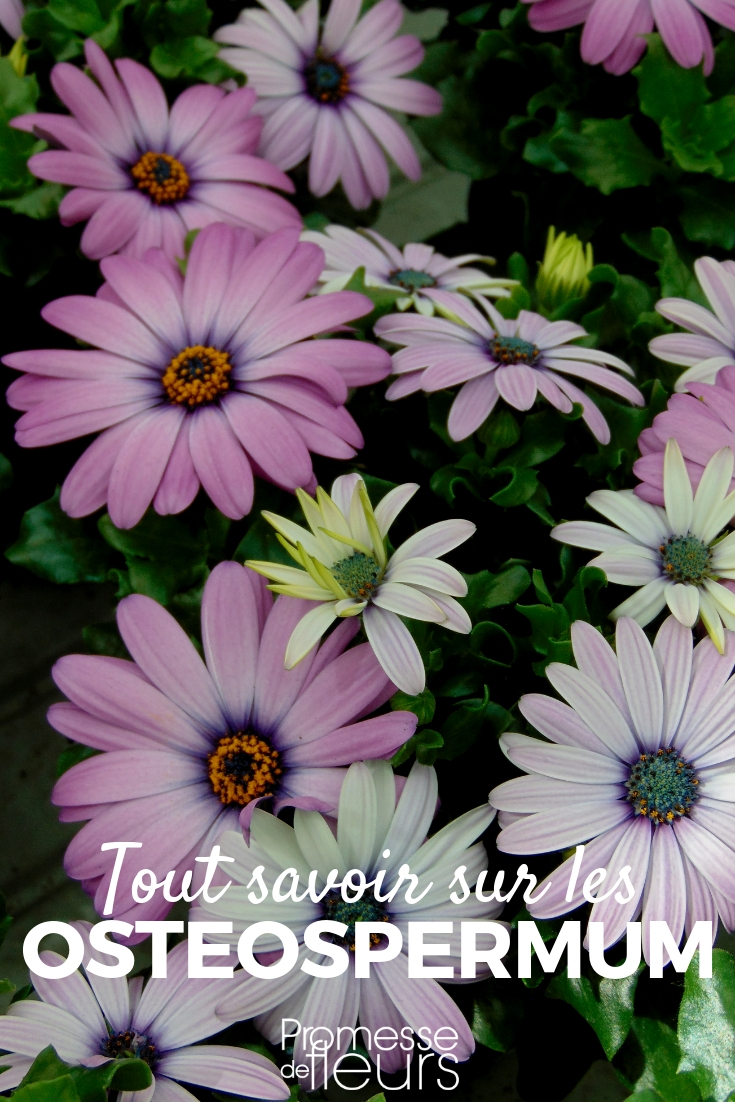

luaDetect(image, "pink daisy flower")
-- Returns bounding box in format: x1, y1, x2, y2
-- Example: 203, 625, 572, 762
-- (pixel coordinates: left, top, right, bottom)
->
634, 366, 735, 508
0, 922, 289, 1101
4, 222, 390, 528
48, 562, 417, 930
214, 0, 442, 210
523, 0, 730, 75
0, 0, 22, 39
375, 293, 643, 444
490, 616, 735, 963
10, 39, 301, 261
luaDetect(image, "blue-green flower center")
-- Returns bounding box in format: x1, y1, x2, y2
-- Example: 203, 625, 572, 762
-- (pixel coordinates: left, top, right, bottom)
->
304, 56, 350, 103
625, 748, 699, 825
101, 1029, 157, 1067
389, 269, 436, 293
331, 551, 380, 599
323, 889, 388, 949
490, 335, 540, 366
660, 535, 711, 584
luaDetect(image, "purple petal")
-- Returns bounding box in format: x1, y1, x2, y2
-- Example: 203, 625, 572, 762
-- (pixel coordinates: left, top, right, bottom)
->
188, 405, 254, 519
107, 406, 184, 529
201, 562, 260, 730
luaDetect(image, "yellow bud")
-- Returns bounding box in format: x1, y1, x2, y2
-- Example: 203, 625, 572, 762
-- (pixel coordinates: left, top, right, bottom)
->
8, 37, 27, 77
536, 226, 593, 313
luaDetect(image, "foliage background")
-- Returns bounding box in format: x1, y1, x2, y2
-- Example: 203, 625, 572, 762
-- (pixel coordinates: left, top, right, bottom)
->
3, 0, 735, 1098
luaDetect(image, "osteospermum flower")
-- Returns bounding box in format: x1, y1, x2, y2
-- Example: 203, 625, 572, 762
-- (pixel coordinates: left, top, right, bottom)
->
301, 224, 516, 315
0, 923, 289, 1100
649, 257, 735, 391
214, 0, 442, 210
535, 226, 593, 313
48, 562, 416, 927
523, 0, 727, 75
553, 439, 735, 651
490, 616, 735, 960
196, 760, 499, 1075
246, 473, 474, 695
10, 39, 300, 260
376, 296, 643, 443
4, 222, 389, 528
634, 367, 735, 508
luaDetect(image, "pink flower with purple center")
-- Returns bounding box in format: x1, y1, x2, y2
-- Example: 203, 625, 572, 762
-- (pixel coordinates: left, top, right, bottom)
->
523, 0, 732, 75
635, 366, 735, 508
10, 39, 301, 260
376, 294, 643, 443
0, 923, 289, 1101
490, 616, 735, 962
48, 561, 417, 930
214, 0, 442, 210
4, 222, 390, 528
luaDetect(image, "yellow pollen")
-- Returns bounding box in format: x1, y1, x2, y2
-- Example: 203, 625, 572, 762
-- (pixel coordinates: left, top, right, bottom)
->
207, 733, 282, 807
131, 151, 190, 204
162, 345, 232, 407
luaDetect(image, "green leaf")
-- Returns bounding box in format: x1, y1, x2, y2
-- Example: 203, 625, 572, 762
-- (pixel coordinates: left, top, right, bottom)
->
490, 465, 539, 507
6, 490, 113, 584
462, 564, 531, 617
18, 1048, 71, 1085
413, 73, 498, 180
56, 742, 98, 777
623, 227, 706, 304
678, 180, 735, 250
0, 892, 11, 949
547, 965, 643, 1059
22, 8, 83, 60
678, 949, 735, 1102
628, 1018, 700, 1102
390, 688, 436, 725
438, 688, 511, 760
46, 0, 105, 34
0, 452, 12, 491
98, 509, 208, 603
11, 1077, 81, 1101
472, 980, 523, 1052
634, 33, 709, 125
150, 35, 236, 83
548, 117, 661, 195
0, 58, 46, 199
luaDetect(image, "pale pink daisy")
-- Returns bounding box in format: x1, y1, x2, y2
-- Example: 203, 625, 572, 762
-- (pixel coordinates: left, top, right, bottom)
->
214, 0, 442, 210
0, 922, 289, 1101
649, 257, 735, 391
301, 223, 516, 315
490, 616, 735, 962
10, 38, 300, 260
376, 295, 643, 444
523, 0, 730, 75
48, 562, 417, 929
634, 366, 735, 508
4, 222, 390, 528
196, 760, 500, 1077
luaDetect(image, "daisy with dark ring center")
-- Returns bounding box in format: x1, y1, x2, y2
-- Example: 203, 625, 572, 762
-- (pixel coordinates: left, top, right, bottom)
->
208, 733, 282, 807
130, 151, 190, 204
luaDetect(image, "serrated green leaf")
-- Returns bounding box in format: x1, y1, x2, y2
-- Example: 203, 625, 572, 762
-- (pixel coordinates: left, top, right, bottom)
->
628, 1018, 700, 1102
678, 949, 735, 1102
547, 965, 643, 1059
634, 34, 709, 125
12, 1077, 81, 1101
549, 117, 661, 195
6, 490, 113, 584
390, 688, 436, 725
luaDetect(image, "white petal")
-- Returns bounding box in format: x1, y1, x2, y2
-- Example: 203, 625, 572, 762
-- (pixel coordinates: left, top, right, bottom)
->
385, 556, 467, 596
284, 603, 339, 668
586, 489, 669, 547
610, 577, 669, 626
372, 581, 446, 622
551, 520, 641, 552
664, 438, 694, 535
416, 588, 472, 633
674, 356, 734, 391
363, 604, 425, 695
389, 519, 475, 568
705, 577, 735, 618
615, 617, 663, 751
293, 808, 346, 878
665, 582, 700, 628
337, 762, 378, 873
692, 447, 735, 543
374, 483, 419, 537
589, 546, 662, 585
698, 587, 726, 654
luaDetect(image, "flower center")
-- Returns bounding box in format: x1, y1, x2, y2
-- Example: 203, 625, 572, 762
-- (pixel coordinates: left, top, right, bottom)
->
101, 1030, 157, 1066
130, 151, 190, 204
388, 269, 436, 293
304, 55, 350, 103
208, 733, 282, 807
162, 345, 232, 408
659, 535, 712, 584
331, 551, 380, 599
323, 888, 389, 949
490, 335, 540, 366
625, 748, 699, 824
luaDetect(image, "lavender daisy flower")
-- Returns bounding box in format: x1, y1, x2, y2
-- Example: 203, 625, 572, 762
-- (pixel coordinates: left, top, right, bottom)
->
0, 0, 23, 40
301, 224, 517, 315
649, 257, 735, 391
49, 562, 416, 928
523, 0, 728, 75
214, 0, 442, 210
10, 39, 300, 260
246, 473, 475, 695
490, 616, 735, 962
197, 760, 499, 1076
0, 923, 289, 1100
553, 439, 735, 651
634, 367, 735, 508
4, 222, 390, 528
375, 296, 643, 443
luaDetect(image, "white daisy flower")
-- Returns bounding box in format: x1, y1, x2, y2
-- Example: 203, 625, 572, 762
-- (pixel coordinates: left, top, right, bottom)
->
300, 224, 517, 315
246, 473, 474, 694
552, 439, 735, 652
